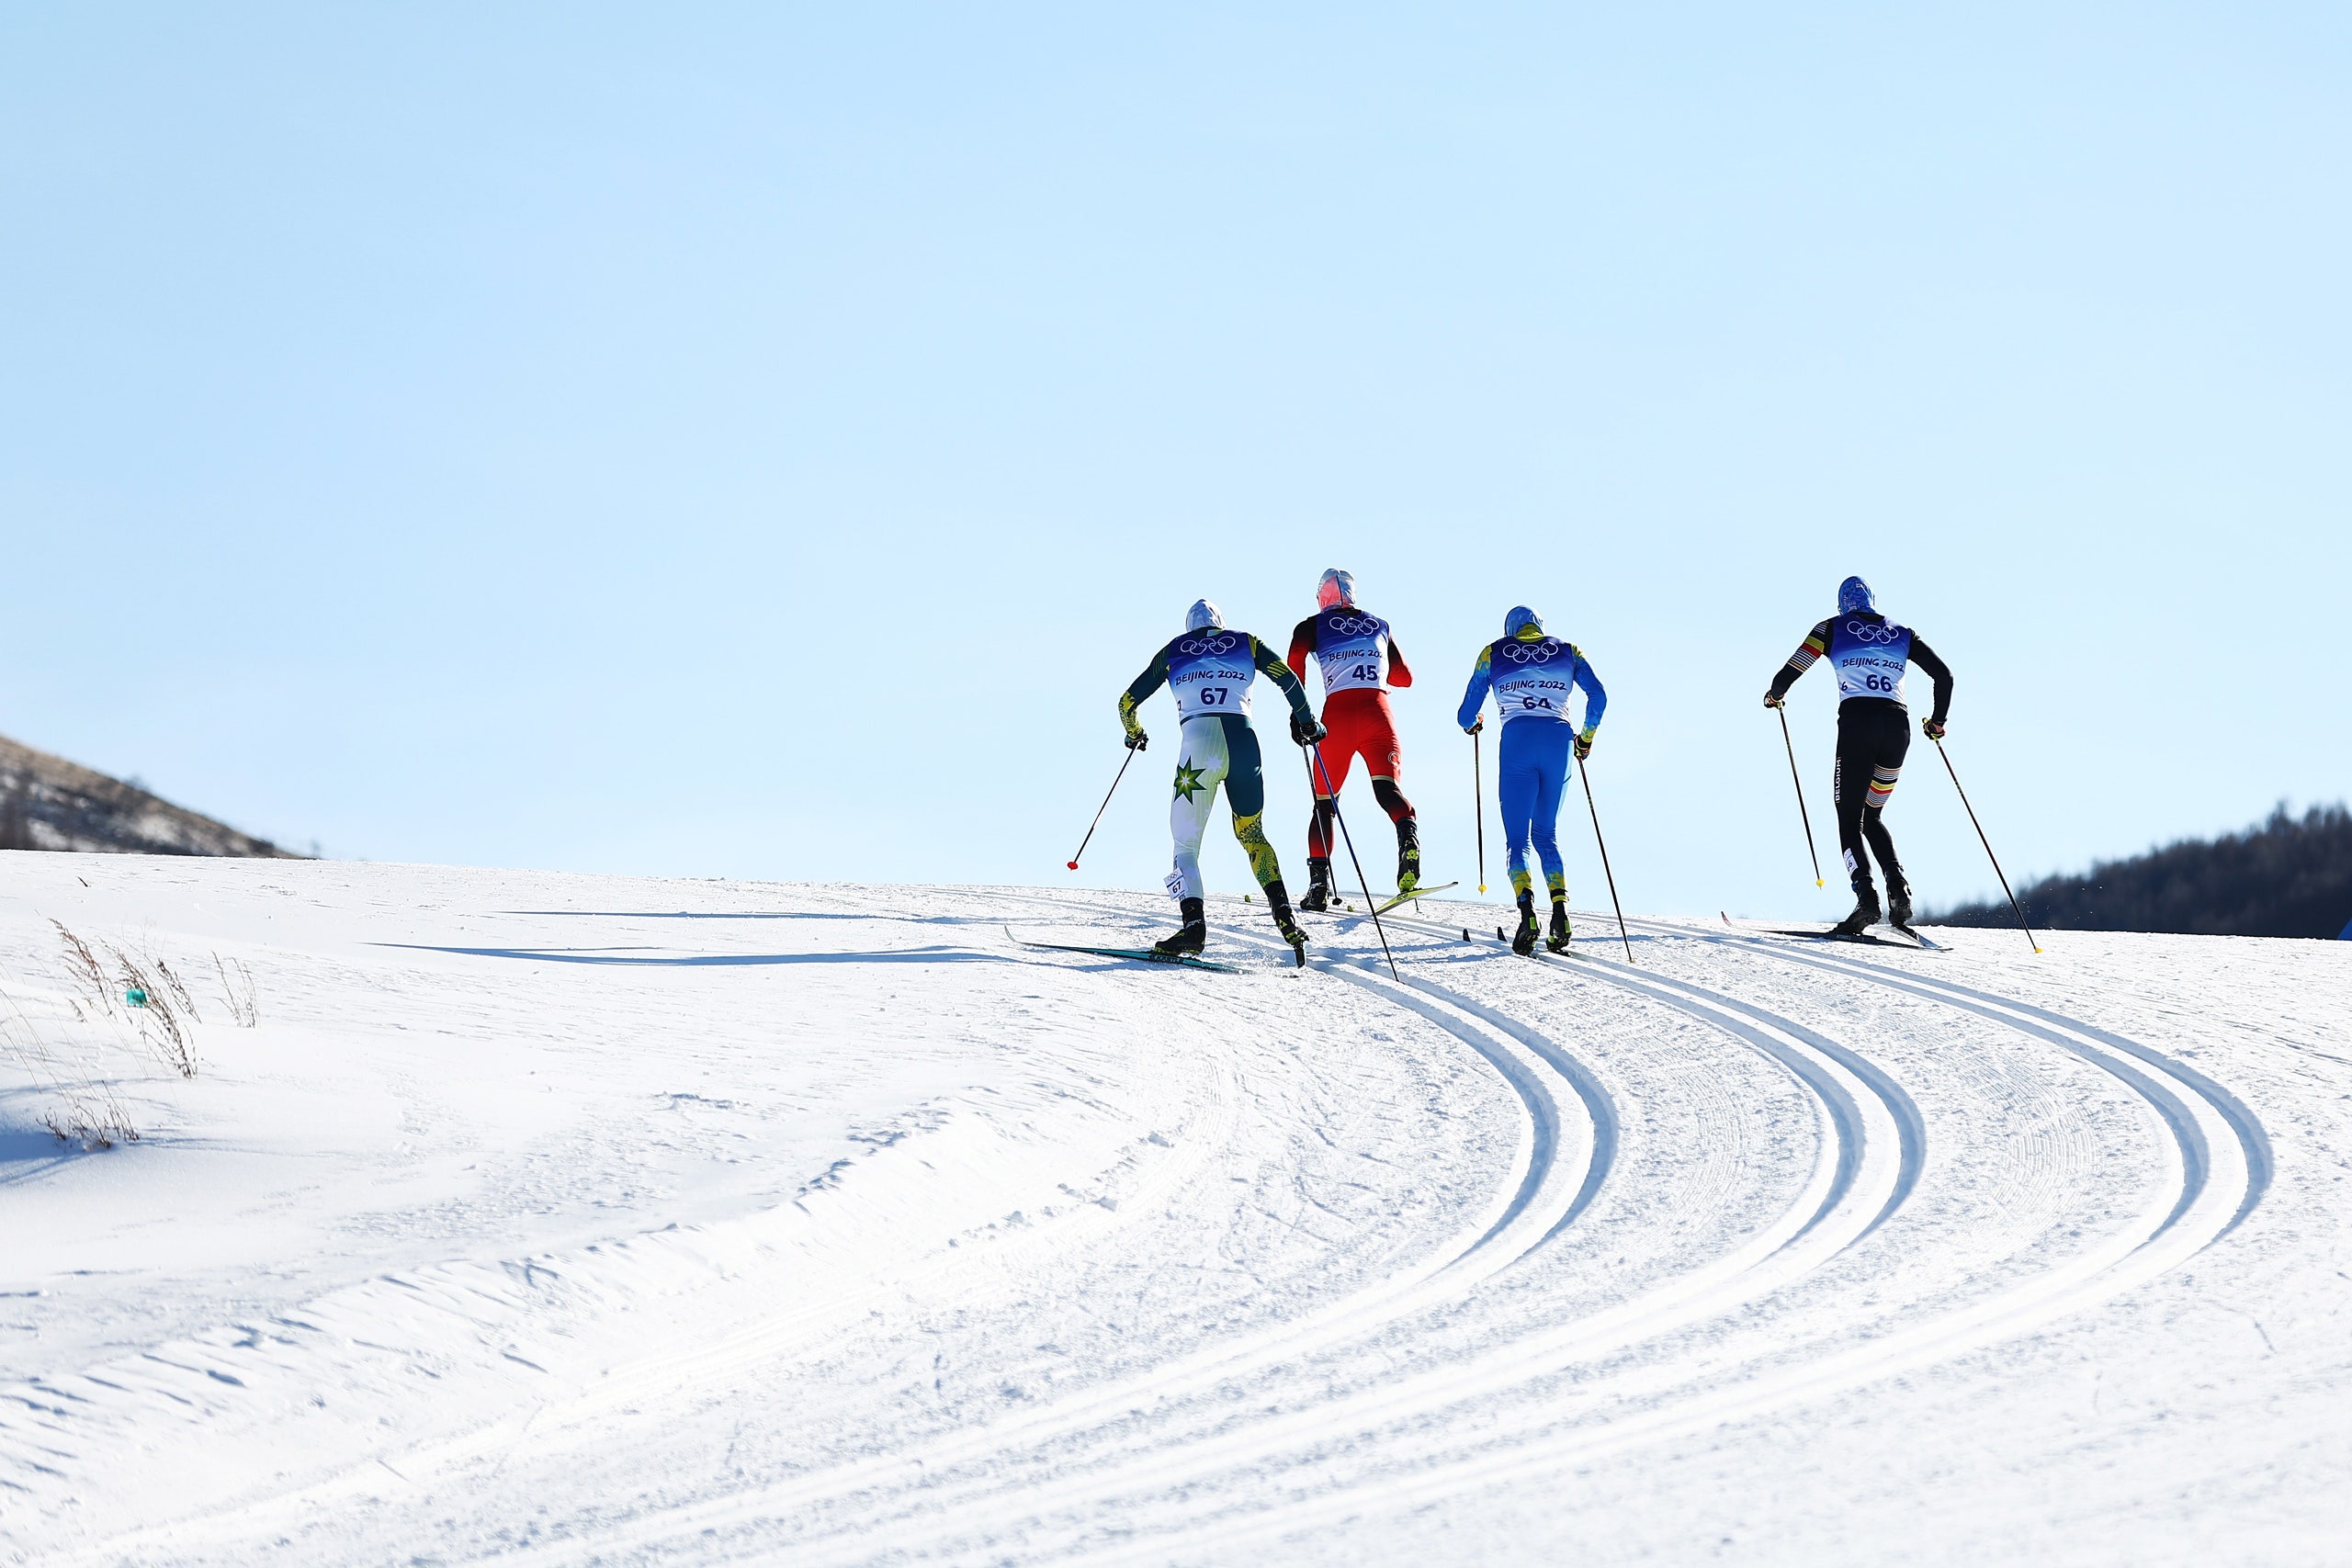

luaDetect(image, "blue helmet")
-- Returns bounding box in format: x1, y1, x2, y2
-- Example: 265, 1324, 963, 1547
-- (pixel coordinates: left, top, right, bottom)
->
1504, 605, 1543, 639
1838, 576, 1876, 615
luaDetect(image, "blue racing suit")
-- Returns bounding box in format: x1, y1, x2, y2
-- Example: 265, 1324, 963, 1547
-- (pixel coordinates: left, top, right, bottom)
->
1459, 634, 1607, 898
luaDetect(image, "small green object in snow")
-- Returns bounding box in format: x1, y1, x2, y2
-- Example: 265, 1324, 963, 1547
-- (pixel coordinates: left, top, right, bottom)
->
125, 987, 148, 1008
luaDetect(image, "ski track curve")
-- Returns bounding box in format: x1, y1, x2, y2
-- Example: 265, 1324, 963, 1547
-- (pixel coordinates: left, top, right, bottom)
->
450, 888, 1620, 1567
543, 892, 1914, 1567
1067, 905, 2263, 1565
15, 882, 2274, 1568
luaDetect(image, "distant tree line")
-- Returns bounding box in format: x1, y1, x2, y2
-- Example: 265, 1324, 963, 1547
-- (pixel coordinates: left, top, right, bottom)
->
1929, 803, 2352, 940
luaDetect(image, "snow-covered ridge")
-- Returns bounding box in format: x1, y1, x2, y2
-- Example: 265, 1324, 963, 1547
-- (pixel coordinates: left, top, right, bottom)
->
1, 858, 2346, 1565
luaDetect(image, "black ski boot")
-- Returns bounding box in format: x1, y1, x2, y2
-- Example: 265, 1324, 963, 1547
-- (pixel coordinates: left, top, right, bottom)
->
1885, 872, 1914, 930
1511, 890, 1541, 956
1263, 880, 1309, 967
1546, 899, 1572, 953
1297, 857, 1336, 914
1395, 818, 1421, 896
1153, 897, 1206, 957
1831, 882, 1883, 937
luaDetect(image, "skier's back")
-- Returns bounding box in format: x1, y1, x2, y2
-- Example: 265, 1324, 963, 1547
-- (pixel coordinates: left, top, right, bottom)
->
1764, 576, 1953, 934
1458, 606, 1606, 954
1120, 600, 1325, 963
1285, 569, 1419, 911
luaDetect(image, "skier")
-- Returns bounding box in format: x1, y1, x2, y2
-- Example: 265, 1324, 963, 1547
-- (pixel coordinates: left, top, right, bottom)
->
1285, 569, 1419, 912
1119, 599, 1326, 963
1763, 575, 1953, 935
1458, 606, 1606, 955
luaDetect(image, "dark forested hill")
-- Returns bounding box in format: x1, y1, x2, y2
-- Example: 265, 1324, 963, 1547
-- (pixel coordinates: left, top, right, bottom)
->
1929, 803, 2352, 939
0, 733, 300, 858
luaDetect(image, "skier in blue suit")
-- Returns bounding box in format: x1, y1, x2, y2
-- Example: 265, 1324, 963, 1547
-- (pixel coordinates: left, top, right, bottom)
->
1459, 606, 1607, 954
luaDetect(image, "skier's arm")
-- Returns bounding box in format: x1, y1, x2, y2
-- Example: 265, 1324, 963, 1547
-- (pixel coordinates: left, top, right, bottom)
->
1254, 636, 1322, 742
1285, 617, 1317, 682
1908, 636, 1954, 731
1456, 648, 1493, 731
1571, 649, 1607, 738
1118, 652, 1170, 747
1252, 637, 1314, 724
1765, 619, 1835, 706
1385, 636, 1414, 688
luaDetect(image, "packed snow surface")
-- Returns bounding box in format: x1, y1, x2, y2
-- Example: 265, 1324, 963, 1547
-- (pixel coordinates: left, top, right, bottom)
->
3, 856, 2348, 1565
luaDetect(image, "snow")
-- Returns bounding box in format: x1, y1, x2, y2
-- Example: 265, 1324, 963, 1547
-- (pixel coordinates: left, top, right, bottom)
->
3, 854, 2349, 1565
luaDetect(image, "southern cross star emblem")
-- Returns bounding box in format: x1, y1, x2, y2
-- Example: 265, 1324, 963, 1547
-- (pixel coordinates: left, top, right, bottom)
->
1172, 761, 1209, 802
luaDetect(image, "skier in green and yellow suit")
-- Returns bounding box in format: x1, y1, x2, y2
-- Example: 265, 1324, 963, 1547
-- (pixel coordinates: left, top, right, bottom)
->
1121, 598, 1324, 961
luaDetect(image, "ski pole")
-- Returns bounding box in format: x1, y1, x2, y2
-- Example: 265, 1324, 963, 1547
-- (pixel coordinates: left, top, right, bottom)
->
1932, 734, 2041, 954
1778, 706, 1824, 888
1473, 729, 1487, 894
1066, 746, 1138, 871
1306, 742, 1401, 981
1577, 755, 1636, 964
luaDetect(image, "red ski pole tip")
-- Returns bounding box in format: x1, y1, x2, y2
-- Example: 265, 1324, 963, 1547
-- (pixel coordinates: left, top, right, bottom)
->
1067, 861, 1079, 870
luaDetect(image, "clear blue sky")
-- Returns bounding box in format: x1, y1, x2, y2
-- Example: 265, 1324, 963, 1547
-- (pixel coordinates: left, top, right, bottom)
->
3, 4, 2345, 921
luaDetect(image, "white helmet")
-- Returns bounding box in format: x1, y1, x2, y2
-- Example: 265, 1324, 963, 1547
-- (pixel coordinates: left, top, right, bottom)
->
1185, 598, 1224, 632
1317, 569, 1355, 610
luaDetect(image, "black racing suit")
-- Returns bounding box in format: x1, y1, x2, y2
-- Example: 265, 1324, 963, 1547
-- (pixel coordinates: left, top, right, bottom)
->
1768, 615, 1953, 898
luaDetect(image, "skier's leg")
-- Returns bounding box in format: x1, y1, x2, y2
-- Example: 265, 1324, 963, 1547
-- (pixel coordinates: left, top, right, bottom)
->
1301, 706, 1354, 910
1223, 716, 1306, 957
1498, 723, 1546, 953
1861, 716, 1914, 920
1498, 724, 1539, 897
1525, 728, 1576, 951
1528, 726, 1569, 899
1830, 708, 1888, 932
1360, 694, 1420, 891
1161, 715, 1232, 953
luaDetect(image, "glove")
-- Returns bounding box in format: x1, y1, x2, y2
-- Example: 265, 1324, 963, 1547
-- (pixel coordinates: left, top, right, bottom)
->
1464, 718, 1484, 736
1125, 728, 1148, 751
1290, 713, 1327, 747
1923, 717, 1947, 740
1573, 730, 1594, 762
1763, 691, 1785, 709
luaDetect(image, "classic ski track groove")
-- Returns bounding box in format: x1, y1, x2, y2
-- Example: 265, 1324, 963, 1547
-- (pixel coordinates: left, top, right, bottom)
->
650, 893, 1905, 1566
1086, 904, 2261, 1563
27, 887, 2270, 1568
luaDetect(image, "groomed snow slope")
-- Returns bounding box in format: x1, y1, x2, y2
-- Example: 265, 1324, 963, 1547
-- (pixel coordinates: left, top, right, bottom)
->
3, 856, 2348, 1565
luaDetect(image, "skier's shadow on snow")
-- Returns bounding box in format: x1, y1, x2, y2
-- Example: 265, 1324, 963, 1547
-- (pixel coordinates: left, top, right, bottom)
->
376, 942, 1015, 968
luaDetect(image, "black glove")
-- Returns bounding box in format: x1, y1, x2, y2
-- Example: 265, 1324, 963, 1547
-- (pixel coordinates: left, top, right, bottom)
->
1464, 718, 1484, 736
1763, 691, 1785, 709
1922, 717, 1947, 740
1290, 713, 1327, 747
1125, 728, 1148, 751
1573, 731, 1594, 762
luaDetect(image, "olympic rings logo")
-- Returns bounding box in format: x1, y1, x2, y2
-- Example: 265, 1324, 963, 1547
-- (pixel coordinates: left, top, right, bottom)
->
1324, 614, 1383, 637
1498, 641, 1560, 663
1179, 634, 1239, 656
1843, 620, 1903, 645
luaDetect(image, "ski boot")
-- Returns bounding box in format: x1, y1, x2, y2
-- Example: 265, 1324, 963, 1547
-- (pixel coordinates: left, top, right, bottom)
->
1510, 890, 1541, 956
1830, 882, 1883, 938
1153, 897, 1206, 957
1395, 818, 1421, 896
1545, 899, 1572, 954
1263, 880, 1309, 967
1297, 856, 1336, 914
1885, 872, 1914, 931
